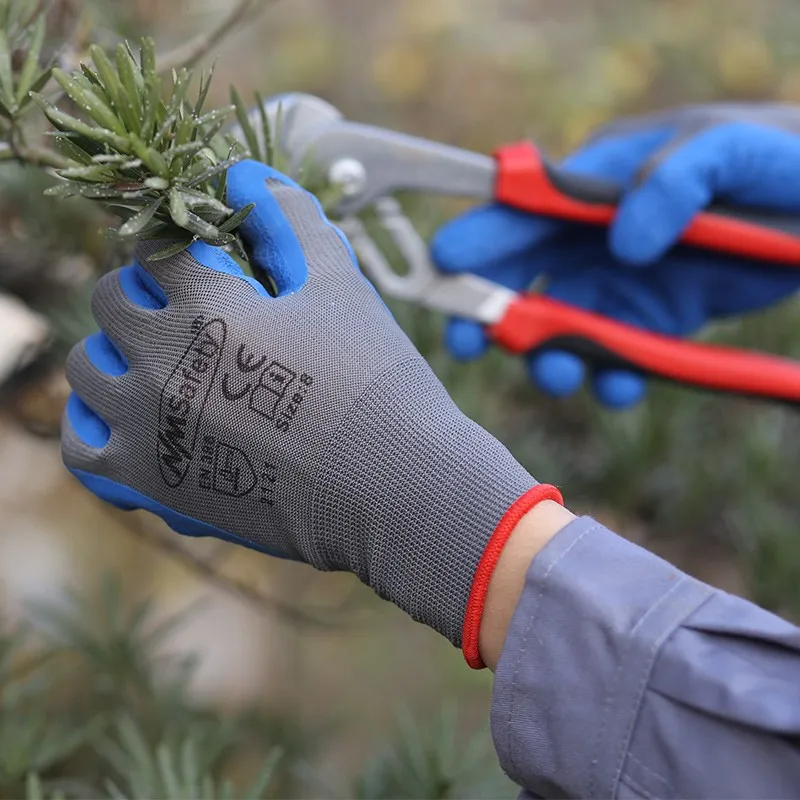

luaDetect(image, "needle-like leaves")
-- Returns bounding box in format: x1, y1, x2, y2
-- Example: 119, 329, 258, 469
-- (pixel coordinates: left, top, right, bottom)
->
33, 36, 264, 260
0, 29, 15, 111
13, 0, 321, 265
0, 2, 53, 118
219, 202, 254, 233
118, 198, 163, 237
115, 44, 143, 135
230, 85, 260, 160
52, 68, 126, 135
15, 13, 44, 104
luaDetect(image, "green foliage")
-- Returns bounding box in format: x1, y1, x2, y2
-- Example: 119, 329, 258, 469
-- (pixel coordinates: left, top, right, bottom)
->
0, 577, 291, 799
0, 2, 344, 270
0, 622, 98, 799
32, 37, 257, 261
0, 0, 52, 121
230, 86, 281, 172
28, 575, 199, 701
0, 574, 505, 800
355, 703, 513, 800
95, 716, 281, 800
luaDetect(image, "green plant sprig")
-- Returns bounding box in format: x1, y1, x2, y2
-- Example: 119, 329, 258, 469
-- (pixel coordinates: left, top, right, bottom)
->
31, 37, 256, 261
0, 0, 53, 122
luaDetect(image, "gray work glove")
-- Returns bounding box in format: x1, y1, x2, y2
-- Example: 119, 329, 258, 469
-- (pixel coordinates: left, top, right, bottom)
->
61, 160, 561, 664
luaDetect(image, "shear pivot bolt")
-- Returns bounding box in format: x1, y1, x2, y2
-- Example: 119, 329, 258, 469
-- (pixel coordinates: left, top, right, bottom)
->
328, 158, 367, 197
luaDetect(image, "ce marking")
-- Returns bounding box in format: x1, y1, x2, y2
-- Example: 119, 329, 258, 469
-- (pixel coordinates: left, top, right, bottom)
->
222, 344, 266, 402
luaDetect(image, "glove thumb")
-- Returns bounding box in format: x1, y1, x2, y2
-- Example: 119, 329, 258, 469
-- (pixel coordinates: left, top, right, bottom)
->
226, 159, 328, 296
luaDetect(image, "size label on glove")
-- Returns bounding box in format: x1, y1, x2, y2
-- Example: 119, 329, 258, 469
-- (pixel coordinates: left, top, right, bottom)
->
218, 338, 314, 434
275, 372, 314, 433
157, 320, 226, 487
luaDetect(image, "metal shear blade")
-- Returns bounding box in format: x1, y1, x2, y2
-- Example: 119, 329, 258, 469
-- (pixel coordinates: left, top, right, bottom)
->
337, 197, 515, 324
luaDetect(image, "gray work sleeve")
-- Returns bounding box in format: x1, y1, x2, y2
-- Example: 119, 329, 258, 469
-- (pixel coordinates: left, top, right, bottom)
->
490, 516, 800, 799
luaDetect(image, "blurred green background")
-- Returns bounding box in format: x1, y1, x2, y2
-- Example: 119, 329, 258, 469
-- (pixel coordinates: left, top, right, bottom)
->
1, 0, 800, 797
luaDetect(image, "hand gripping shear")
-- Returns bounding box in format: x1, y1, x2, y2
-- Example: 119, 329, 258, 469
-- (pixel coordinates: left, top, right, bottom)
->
247, 93, 800, 405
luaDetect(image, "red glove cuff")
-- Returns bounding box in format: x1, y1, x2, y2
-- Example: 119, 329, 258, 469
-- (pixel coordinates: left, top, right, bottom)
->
461, 483, 564, 669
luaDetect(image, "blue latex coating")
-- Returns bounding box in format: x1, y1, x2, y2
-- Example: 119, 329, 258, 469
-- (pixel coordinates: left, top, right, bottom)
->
118, 263, 168, 309
69, 469, 289, 559
84, 331, 127, 376
66, 392, 110, 449
446, 318, 489, 360
527, 351, 585, 398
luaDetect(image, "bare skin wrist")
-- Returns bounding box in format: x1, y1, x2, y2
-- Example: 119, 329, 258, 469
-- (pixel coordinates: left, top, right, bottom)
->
479, 500, 576, 671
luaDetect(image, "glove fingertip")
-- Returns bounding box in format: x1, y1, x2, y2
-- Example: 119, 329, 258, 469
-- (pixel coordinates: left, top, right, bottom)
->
609, 201, 674, 266
445, 319, 489, 360
223, 160, 312, 296
592, 369, 647, 409
227, 159, 299, 200
527, 350, 584, 397
610, 151, 715, 266
225, 159, 303, 247
430, 218, 476, 274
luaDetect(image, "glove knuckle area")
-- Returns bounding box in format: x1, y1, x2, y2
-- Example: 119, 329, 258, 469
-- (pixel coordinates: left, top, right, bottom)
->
61, 396, 136, 502
93, 261, 264, 367
61, 355, 156, 494
61, 390, 111, 472
135, 241, 269, 301
639, 155, 690, 199
264, 179, 357, 281
117, 262, 168, 310
91, 268, 164, 353
644, 121, 770, 194
64, 338, 127, 433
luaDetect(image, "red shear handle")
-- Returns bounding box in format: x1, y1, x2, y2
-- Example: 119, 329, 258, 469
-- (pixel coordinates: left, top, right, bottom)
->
494, 141, 800, 266
488, 293, 800, 403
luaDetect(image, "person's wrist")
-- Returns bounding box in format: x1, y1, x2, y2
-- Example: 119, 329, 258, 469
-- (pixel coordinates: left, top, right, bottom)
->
473, 499, 576, 671
460, 486, 568, 669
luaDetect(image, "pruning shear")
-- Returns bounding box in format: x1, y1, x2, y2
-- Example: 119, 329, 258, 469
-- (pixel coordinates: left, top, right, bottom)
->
251, 93, 800, 405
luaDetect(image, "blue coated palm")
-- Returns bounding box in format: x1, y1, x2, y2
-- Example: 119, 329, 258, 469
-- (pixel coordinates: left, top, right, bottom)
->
431, 110, 800, 408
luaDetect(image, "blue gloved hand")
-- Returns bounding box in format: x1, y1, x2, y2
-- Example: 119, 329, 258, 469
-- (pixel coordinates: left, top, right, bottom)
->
431, 104, 800, 408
